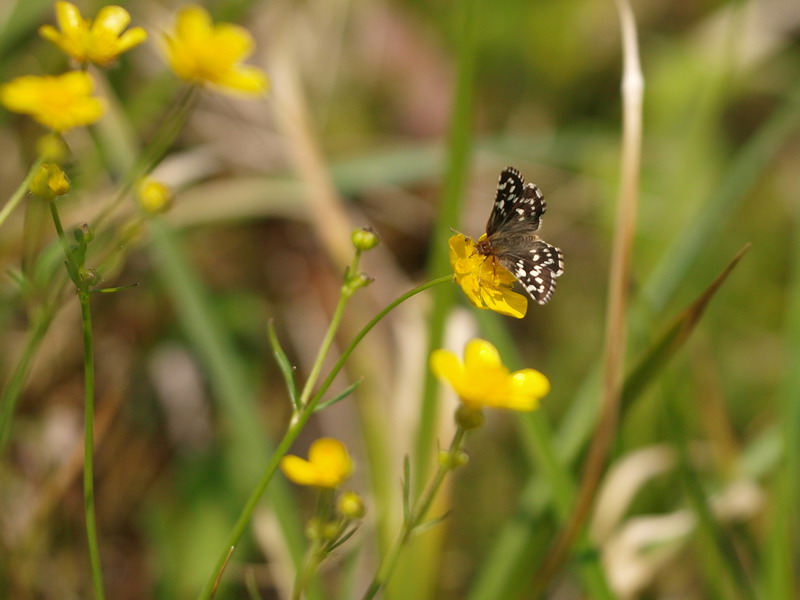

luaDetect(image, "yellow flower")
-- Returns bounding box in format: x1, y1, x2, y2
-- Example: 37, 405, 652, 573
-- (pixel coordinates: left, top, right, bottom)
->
161, 5, 268, 96
281, 438, 352, 488
0, 71, 104, 132
137, 178, 173, 214
30, 163, 70, 198
39, 2, 147, 66
431, 339, 550, 412
448, 234, 528, 319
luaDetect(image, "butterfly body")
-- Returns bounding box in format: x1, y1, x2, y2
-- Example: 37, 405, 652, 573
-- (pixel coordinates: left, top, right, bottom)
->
476, 167, 564, 305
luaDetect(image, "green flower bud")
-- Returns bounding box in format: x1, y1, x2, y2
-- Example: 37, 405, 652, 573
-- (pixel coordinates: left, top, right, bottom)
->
343, 272, 374, 297
455, 405, 484, 430
337, 491, 366, 519
79, 268, 100, 287
74, 223, 94, 244
351, 227, 379, 251
437, 449, 469, 470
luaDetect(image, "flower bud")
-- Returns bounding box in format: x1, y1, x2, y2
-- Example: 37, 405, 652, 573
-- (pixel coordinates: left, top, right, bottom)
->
137, 178, 173, 214
30, 163, 70, 199
79, 268, 100, 286
454, 405, 484, 430
438, 449, 469, 470
74, 223, 94, 244
351, 227, 379, 251
337, 491, 366, 519
343, 272, 374, 297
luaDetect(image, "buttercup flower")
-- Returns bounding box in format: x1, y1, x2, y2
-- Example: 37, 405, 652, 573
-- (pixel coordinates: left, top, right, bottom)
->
161, 5, 268, 96
448, 234, 528, 319
0, 71, 104, 132
281, 438, 352, 488
39, 2, 147, 66
431, 339, 550, 412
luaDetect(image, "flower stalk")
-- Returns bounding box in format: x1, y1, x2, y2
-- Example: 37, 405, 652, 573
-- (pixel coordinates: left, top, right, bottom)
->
361, 426, 467, 600
47, 197, 106, 599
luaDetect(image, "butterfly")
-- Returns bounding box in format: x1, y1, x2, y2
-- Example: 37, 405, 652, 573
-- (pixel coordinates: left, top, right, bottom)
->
474, 167, 564, 305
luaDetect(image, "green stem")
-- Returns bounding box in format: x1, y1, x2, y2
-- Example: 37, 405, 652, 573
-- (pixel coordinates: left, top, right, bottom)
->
48, 199, 105, 599
0, 157, 45, 230
79, 291, 105, 600
196, 274, 451, 600
309, 275, 452, 408
362, 426, 467, 600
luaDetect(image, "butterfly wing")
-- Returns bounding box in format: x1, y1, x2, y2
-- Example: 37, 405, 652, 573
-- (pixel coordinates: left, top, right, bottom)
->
485, 167, 547, 237
495, 239, 564, 305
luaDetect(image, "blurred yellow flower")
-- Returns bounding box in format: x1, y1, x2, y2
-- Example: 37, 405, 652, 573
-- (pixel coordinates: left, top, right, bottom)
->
39, 2, 147, 66
161, 5, 268, 96
137, 178, 173, 214
431, 339, 550, 412
0, 71, 104, 132
281, 438, 352, 488
30, 163, 70, 199
448, 234, 528, 319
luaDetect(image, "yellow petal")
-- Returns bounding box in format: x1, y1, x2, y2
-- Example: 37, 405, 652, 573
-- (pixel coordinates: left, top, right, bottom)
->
482, 287, 528, 318
214, 24, 255, 61
38, 24, 61, 45
280, 455, 319, 486
430, 349, 462, 385
176, 6, 213, 41
93, 5, 131, 35
55, 1, 84, 35
510, 369, 551, 397
60, 70, 94, 94
114, 27, 148, 55
308, 438, 351, 486
215, 65, 268, 95
464, 339, 501, 372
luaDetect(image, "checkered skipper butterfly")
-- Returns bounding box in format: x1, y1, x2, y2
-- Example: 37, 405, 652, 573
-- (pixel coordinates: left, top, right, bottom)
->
475, 167, 564, 305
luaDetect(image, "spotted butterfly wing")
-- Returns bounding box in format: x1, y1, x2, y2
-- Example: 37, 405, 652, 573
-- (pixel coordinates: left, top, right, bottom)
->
479, 167, 564, 305
485, 167, 545, 236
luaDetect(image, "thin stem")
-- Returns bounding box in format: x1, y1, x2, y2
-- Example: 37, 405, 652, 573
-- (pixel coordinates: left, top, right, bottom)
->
362, 427, 467, 600
80, 291, 105, 600
309, 275, 452, 409
196, 274, 451, 600
48, 199, 105, 599
0, 157, 44, 230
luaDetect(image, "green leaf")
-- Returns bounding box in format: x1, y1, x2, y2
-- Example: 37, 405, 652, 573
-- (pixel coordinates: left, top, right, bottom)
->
267, 319, 298, 411
313, 378, 363, 413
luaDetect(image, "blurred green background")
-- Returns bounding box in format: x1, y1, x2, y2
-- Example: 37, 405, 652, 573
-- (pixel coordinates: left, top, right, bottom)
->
0, 0, 798, 598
